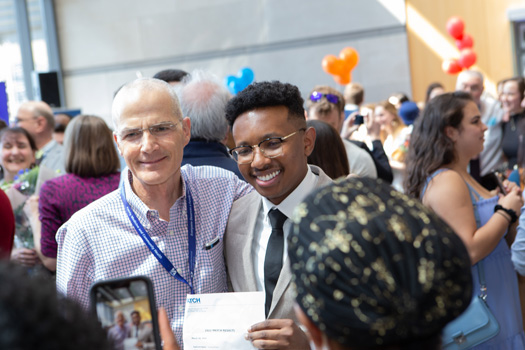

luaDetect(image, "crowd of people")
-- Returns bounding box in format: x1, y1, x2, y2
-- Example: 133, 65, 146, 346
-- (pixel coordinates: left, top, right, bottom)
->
1, 66, 525, 350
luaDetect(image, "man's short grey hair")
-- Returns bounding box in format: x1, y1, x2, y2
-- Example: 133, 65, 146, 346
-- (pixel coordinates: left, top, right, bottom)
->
20, 101, 55, 131
173, 69, 231, 142
455, 70, 484, 90
112, 78, 182, 130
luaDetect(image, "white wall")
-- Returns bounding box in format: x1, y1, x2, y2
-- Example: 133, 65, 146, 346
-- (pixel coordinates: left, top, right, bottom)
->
55, 0, 410, 127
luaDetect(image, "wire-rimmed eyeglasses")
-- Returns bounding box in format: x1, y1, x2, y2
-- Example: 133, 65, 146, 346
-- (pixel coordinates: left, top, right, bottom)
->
116, 121, 181, 143
229, 129, 305, 164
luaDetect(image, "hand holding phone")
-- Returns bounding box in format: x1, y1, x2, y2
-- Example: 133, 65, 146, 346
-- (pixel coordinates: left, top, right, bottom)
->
90, 276, 162, 350
494, 171, 508, 195
354, 115, 364, 125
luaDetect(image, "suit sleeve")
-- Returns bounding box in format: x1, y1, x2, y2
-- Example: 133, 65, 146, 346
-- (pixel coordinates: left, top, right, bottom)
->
370, 140, 394, 184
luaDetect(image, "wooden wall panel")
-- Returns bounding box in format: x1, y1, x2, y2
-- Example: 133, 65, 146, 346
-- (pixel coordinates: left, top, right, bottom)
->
406, 0, 524, 102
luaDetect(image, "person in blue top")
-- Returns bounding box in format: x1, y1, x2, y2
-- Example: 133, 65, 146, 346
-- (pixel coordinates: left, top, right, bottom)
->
405, 91, 525, 349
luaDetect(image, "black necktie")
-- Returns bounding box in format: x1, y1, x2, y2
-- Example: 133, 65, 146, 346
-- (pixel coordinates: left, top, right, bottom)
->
264, 208, 287, 317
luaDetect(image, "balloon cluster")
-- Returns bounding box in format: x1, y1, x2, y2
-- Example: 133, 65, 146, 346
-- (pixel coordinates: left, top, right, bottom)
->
442, 16, 477, 75
321, 47, 359, 85
224, 67, 254, 95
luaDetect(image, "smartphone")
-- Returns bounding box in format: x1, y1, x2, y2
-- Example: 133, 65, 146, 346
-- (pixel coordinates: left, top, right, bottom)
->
354, 115, 364, 125
494, 171, 507, 195
90, 276, 162, 350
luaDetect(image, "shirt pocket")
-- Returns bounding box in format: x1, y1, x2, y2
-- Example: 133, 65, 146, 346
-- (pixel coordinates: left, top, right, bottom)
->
201, 237, 227, 293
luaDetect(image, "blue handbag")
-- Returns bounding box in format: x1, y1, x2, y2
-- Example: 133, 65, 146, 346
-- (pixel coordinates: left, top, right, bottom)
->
441, 261, 500, 349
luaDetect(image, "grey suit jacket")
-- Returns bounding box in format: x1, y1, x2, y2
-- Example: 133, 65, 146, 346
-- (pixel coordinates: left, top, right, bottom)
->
224, 165, 332, 321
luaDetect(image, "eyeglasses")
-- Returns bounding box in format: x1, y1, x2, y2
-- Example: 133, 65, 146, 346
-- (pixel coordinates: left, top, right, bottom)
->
117, 121, 181, 143
309, 91, 340, 105
229, 129, 305, 164
14, 116, 37, 124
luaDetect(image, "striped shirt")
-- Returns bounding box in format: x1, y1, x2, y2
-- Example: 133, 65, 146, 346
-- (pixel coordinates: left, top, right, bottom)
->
56, 165, 252, 345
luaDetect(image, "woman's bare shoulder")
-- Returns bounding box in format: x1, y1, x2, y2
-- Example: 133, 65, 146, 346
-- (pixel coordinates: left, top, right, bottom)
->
424, 169, 469, 205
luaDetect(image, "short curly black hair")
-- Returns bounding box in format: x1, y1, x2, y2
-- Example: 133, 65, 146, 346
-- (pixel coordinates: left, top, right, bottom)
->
225, 81, 306, 127
0, 262, 111, 350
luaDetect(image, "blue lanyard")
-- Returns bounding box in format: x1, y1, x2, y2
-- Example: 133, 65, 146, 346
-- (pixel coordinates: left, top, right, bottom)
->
120, 183, 196, 294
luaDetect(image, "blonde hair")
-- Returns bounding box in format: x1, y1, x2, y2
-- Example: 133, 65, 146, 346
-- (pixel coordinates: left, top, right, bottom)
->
376, 100, 405, 144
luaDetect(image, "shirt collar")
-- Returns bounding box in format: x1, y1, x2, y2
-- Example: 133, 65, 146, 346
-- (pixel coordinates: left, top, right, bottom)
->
261, 166, 318, 219
39, 139, 57, 156
123, 168, 187, 221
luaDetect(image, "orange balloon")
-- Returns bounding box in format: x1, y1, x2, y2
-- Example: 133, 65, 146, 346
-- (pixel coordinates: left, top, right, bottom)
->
340, 47, 359, 70
334, 72, 351, 85
322, 55, 344, 75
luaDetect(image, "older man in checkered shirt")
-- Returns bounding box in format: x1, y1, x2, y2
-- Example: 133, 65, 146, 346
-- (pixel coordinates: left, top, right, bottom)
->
56, 78, 252, 345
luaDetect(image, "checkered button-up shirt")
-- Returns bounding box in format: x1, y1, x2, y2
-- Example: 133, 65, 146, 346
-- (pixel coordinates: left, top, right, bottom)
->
56, 165, 252, 344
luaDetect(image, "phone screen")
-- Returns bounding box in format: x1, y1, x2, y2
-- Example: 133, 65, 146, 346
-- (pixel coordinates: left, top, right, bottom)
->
90, 277, 162, 350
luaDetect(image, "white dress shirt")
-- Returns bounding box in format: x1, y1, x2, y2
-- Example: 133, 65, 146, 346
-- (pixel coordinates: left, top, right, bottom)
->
251, 167, 319, 292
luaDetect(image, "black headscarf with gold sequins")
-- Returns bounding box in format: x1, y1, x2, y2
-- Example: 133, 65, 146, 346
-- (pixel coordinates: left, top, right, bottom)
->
289, 177, 472, 349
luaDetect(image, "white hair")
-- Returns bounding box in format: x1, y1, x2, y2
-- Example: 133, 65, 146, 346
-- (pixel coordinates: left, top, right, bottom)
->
173, 69, 231, 142
455, 70, 484, 90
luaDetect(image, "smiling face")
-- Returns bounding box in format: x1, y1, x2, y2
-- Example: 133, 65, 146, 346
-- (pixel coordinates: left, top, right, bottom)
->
500, 80, 524, 115
232, 105, 315, 205
375, 105, 396, 129
114, 88, 190, 194
1, 131, 35, 181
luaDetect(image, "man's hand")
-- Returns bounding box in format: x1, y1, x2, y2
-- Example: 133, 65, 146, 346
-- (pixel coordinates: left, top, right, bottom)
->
245, 319, 310, 349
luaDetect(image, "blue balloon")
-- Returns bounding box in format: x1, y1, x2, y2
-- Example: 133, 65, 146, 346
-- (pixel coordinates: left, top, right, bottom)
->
224, 67, 255, 95
239, 67, 254, 87
224, 76, 238, 95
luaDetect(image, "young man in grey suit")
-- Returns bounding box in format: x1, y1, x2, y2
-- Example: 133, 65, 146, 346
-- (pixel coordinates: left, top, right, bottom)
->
224, 81, 332, 349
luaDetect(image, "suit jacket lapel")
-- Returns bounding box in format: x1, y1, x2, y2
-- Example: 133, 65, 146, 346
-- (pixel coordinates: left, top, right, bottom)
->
227, 192, 262, 292
269, 260, 292, 315
242, 198, 261, 291
268, 165, 332, 316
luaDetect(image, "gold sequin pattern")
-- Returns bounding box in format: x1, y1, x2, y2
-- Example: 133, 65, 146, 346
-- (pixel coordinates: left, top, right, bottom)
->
289, 177, 472, 348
